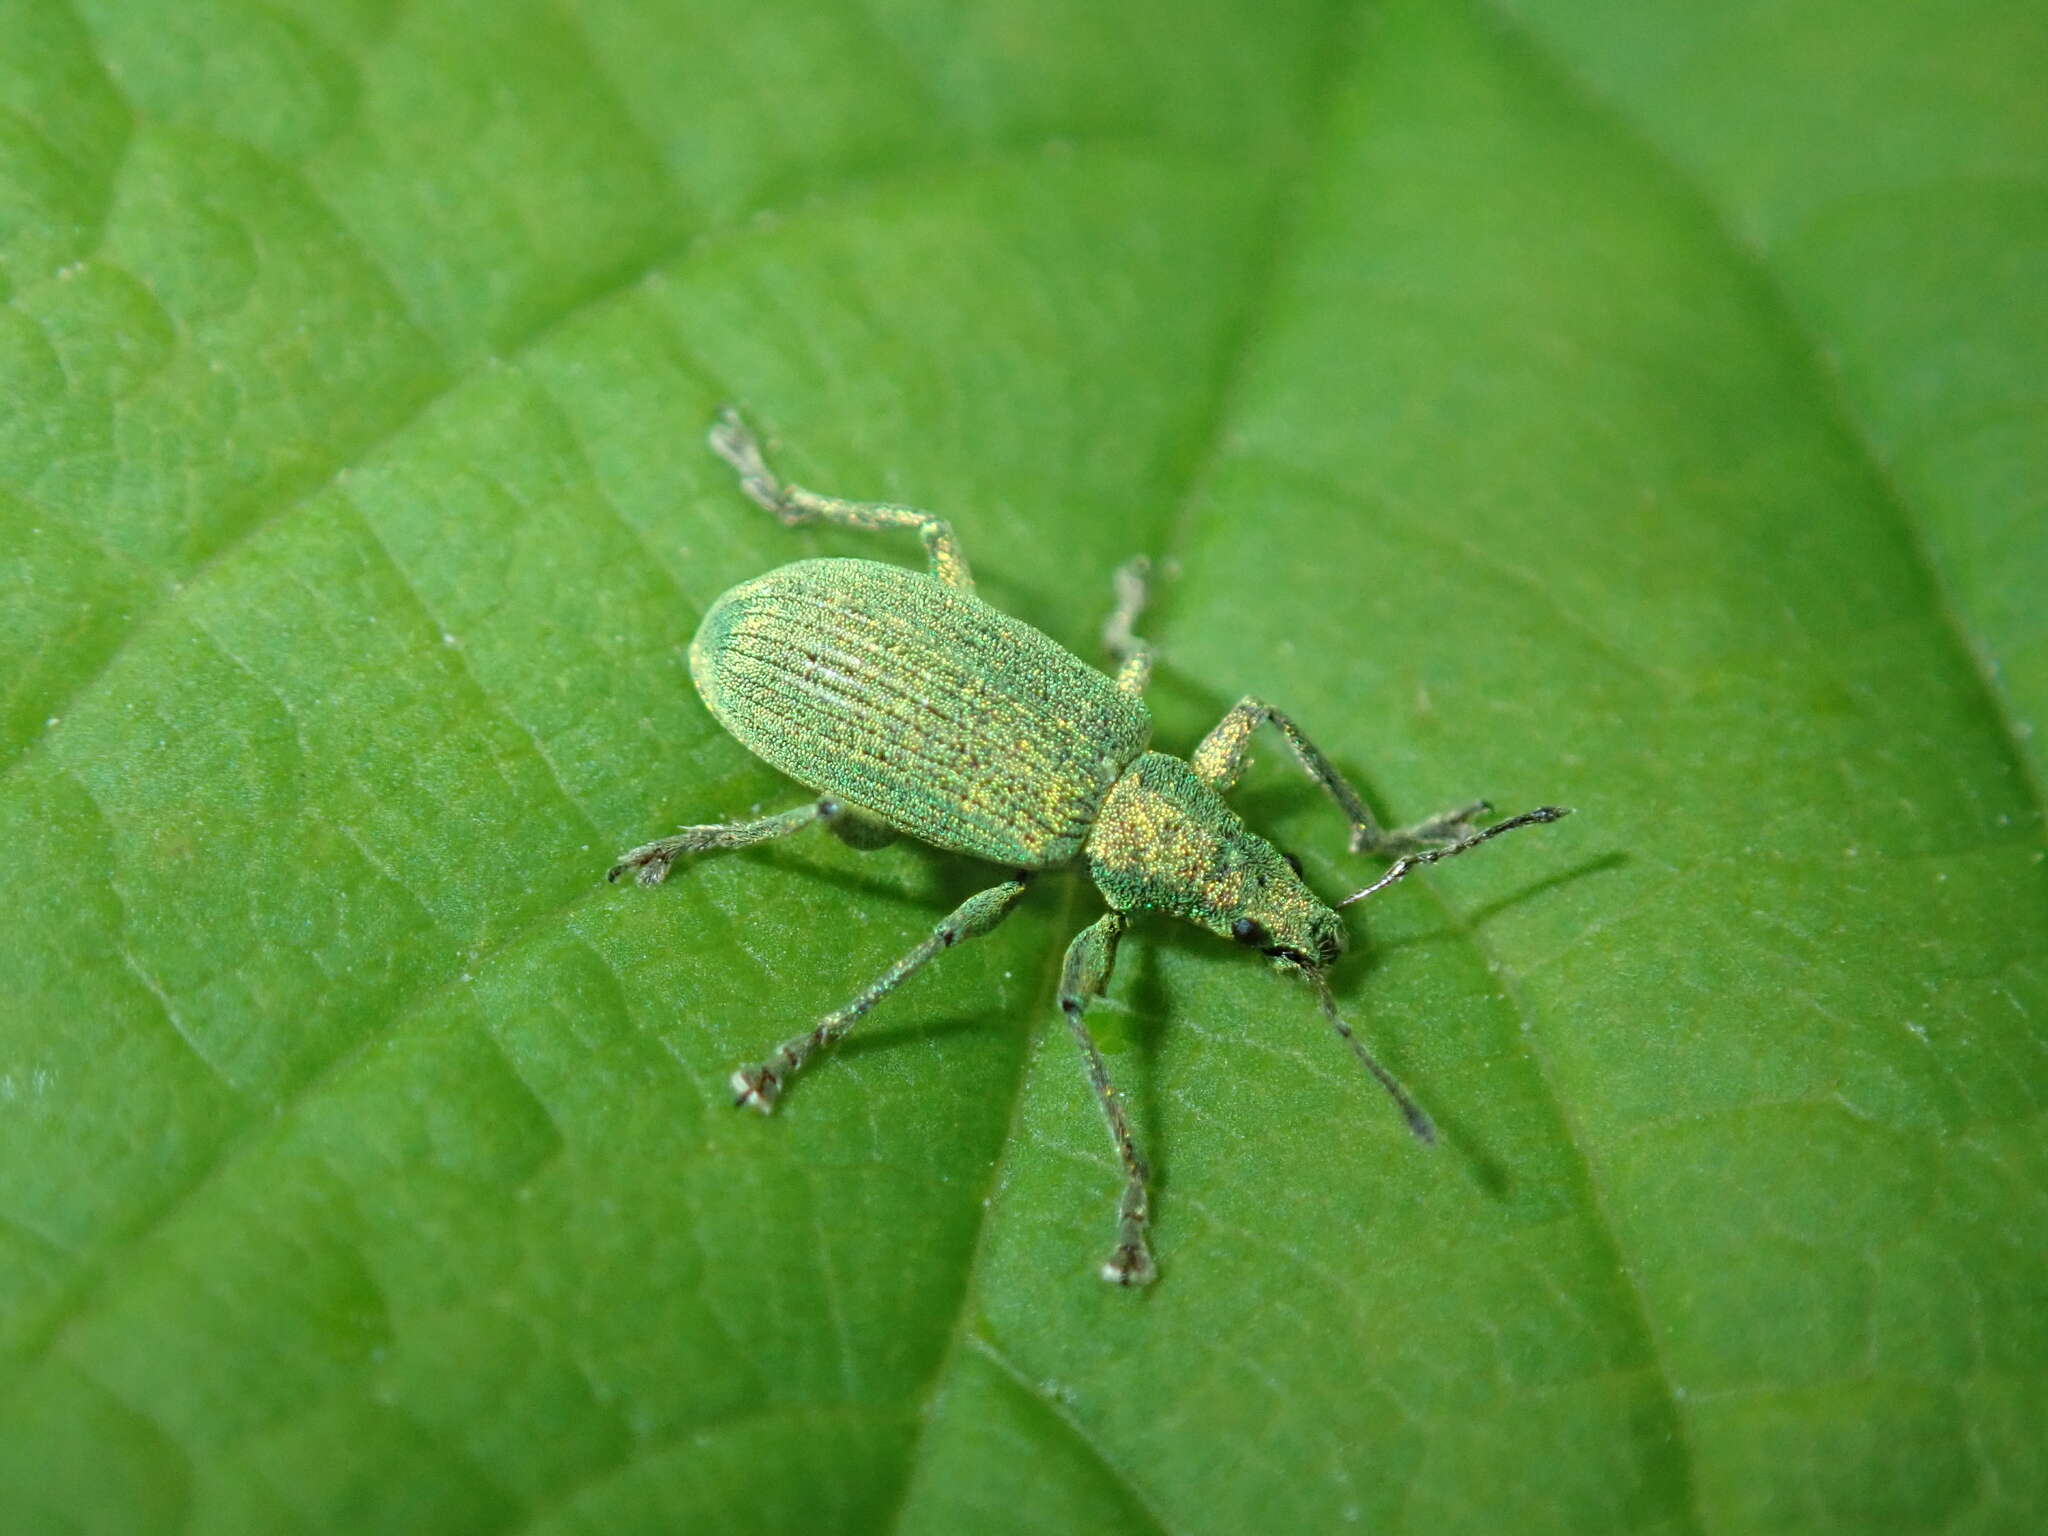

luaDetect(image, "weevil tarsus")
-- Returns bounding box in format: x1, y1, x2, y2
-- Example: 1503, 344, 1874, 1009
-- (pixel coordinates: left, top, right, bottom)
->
1102, 555, 1154, 699
731, 873, 1032, 1112
607, 801, 826, 886
1057, 910, 1155, 1285
606, 797, 896, 885
709, 407, 974, 591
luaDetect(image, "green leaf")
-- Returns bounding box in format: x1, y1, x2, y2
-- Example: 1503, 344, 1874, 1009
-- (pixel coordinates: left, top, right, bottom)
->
3, 1, 2043, 1532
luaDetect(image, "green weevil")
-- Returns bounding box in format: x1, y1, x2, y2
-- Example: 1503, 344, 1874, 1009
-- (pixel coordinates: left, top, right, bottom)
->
610, 408, 1568, 1285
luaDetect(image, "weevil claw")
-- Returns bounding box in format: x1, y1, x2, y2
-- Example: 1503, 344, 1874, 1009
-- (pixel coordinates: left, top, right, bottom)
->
606, 846, 674, 887
731, 1065, 781, 1113
1101, 1242, 1156, 1287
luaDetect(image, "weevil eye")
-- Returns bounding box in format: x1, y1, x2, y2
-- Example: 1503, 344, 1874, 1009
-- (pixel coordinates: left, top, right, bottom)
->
1231, 917, 1265, 946
1282, 851, 1304, 876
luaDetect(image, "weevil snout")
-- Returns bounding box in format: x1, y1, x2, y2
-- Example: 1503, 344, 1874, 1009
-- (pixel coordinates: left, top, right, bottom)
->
1309, 906, 1345, 967
1253, 916, 1346, 973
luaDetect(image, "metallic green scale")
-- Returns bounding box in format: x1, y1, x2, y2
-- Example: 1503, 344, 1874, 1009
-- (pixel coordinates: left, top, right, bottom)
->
611, 409, 1570, 1287
691, 558, 1148, 869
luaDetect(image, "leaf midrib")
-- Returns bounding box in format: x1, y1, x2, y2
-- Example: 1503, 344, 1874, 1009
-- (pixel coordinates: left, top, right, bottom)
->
867, 7, 1673, 1533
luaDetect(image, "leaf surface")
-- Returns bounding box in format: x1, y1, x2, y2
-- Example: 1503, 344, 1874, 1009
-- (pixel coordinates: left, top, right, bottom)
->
2, 1, 2043, 1532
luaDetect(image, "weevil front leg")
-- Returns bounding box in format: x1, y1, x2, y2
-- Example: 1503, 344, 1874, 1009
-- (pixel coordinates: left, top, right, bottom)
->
607, 797, 895, 887
709, 408, 975, 591
1058, 911, 1155, 1286
1101, 556, 1155, 698
1190, 696, 1490, 857
732, 873, 1032, 1111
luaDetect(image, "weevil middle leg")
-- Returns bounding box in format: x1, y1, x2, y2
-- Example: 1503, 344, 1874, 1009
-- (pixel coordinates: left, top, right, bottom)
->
607, 797, 896, 886
1191, 696, 1491, 857
731, 873, 1032, 1112
709, 408, 975, 591
1058, 911, 1156, 1286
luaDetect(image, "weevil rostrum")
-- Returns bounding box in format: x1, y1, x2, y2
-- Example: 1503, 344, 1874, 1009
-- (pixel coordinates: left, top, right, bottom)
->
610, 409, 1569, 1286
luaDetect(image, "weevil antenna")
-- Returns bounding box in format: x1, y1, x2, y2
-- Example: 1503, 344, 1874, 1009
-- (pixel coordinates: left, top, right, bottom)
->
1298, 965, 1436, 1145
1338, 806, 1572, 909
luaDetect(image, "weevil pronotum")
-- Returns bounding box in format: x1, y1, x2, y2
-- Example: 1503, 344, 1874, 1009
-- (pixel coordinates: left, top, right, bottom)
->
610, 409, 1569, 1285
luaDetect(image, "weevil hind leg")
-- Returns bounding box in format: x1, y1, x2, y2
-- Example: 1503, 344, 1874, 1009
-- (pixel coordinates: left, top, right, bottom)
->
731, 873, 1032, 1112
709, 408, 975, 591
1190, 695, 1490, 856
607, 797, 888, 886
1058, 912, 1156, 1286
1102, 556, 1155, 698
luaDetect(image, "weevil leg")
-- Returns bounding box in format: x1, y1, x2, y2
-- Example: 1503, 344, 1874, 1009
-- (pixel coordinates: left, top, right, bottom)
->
1058, 912, 1155, 1286
708, 408, 975, 591
1102, 556, 1155, 697
1337, 806, 1572, 911
731, 873, 1032, 1111
1190, 695, 1491, 857
607, 797, 892, 887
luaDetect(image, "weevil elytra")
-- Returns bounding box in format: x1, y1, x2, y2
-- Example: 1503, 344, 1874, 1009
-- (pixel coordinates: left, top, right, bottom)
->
610, 408, 1569, 1285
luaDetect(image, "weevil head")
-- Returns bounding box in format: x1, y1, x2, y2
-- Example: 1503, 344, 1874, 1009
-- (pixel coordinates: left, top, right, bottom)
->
1229, 886, 1347, 973
1086, 752, 1345, 969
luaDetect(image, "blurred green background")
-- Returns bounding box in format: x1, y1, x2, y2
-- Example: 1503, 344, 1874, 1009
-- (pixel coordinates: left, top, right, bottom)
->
2, 1, 2043, 1531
